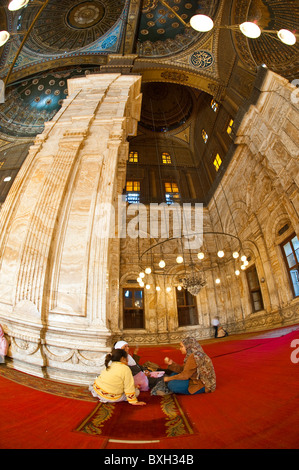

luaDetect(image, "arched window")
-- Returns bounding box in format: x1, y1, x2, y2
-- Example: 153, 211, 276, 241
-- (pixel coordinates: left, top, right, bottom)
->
176, 288, 198, 326
126, 180, 140, 203
281, 233, 299, 297
162, 152, 172, 164
246, 265, 264, 312
213, 153, 222, 171
202, 129, 208, 143
128, 151, 138, 163
123, 288, 144, 328
227, 119, 234, 134
164, 181, 180, 204
211, 99, 218, 112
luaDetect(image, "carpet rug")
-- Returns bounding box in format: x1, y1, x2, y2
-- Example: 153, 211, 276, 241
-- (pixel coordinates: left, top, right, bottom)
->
75, 393, 194, 441
0, 366, 94, 401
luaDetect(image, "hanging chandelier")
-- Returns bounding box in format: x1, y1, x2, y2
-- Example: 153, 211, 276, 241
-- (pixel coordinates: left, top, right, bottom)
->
136, 230, 248, 295
180, 271, 207, 296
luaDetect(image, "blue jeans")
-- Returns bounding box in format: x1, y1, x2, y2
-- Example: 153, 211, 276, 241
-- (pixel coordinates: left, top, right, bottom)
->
167, 373, 205, 395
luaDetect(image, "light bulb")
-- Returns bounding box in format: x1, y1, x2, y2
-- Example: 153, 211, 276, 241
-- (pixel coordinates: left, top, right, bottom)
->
146, 284, 150, 290
166, 287, 171, 293
139, 281, 144, 287
137, 277, 141, 283
159, 260, 166, 268
176, 256, 183, 264
190, 14, 214, 32
8, 0, 29, 11
244, 260, 249, 266
239, 22, 261, 39
233, 251, 239, 259
241, 255, 247, 262
277, 29, 296, 45
156, 286, 160, 291
0, 31, 10, 47
217, 250, 224, 258
197, 252, 205, 260
215, 278, 221, 284
235, 270, 240, 276
139, 272, 145, 278
177, 285, 182, 291
241, 265, 246, 270
145, 267, 151, 274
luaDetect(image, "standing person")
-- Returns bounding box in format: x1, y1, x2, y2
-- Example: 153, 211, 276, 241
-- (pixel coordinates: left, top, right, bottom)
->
161, 336, 216, 395
113, 340, 149, 391
89, 348, 146, 405
0, 325, 8, 364
211, 316, 220, 338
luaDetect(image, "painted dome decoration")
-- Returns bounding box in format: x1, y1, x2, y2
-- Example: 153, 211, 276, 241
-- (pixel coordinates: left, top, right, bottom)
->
17, 0, 126, 53
137, 0, 219, 57
0, 67, 98, 137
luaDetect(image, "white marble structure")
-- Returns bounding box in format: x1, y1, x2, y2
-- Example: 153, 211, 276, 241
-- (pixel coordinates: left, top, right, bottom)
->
0, 73, 142, 384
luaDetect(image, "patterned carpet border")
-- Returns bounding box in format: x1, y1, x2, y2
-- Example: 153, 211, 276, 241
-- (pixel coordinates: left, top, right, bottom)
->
0, 365, 95, 401
75, 394, 195, 440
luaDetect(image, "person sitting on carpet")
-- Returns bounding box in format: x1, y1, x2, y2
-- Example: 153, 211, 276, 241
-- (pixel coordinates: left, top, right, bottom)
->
113, 340, 150, 391
89, 348, 146, 405
216, 325, 228, 338
0, 324, 8, 364
161, 336, 216, 395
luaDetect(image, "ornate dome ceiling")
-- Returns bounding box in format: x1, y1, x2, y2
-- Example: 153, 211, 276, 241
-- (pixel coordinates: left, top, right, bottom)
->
0, 0, 297, 141
139, 82, 194, 132
232, 0, 298, 77
0, 67, 97, 137
137, 0, 219, 57
18, 0, 126, 54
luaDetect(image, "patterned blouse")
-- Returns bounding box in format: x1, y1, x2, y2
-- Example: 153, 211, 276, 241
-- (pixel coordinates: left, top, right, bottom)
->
168, 336, 216, 394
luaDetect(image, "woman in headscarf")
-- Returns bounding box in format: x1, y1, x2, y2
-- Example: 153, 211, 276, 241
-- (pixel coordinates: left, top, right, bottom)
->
0, 325, 8, 364
163, 336, 216, 395
113, 340, 149, 391
89, 348, 146, 405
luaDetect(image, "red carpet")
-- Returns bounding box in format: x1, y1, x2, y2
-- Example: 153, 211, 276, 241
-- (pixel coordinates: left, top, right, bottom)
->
0, 327, 298, 449
75, 394, 194, 442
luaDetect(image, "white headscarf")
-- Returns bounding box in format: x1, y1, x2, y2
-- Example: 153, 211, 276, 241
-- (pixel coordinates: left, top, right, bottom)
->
114, 341, 127, 349
113, 341, 136, 366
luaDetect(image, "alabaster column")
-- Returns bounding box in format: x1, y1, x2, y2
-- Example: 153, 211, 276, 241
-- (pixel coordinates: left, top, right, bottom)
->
0, 73, 142, 384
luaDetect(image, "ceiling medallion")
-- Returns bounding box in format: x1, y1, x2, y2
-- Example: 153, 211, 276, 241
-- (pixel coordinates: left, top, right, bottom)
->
190, 50, 214, 69
67, 1, 105, 29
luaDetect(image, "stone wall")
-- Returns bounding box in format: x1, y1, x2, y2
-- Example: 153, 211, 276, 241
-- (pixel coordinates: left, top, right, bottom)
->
116, 70, 299, 345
